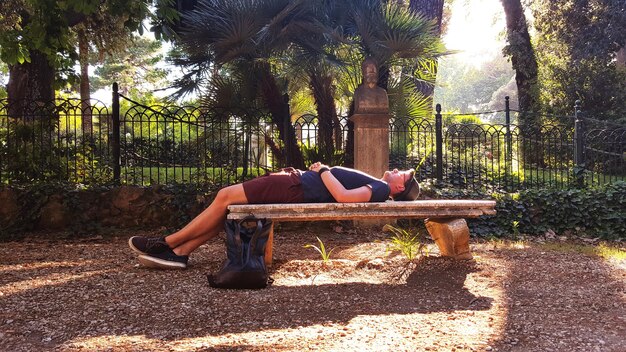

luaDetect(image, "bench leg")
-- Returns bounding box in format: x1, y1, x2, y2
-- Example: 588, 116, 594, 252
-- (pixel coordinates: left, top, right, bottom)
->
264, 222, 274, 268
425, 218, 473, 260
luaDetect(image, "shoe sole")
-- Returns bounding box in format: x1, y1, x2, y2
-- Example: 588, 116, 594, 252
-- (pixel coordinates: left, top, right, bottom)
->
138, 254, 187, 270
128, 237, 147, 256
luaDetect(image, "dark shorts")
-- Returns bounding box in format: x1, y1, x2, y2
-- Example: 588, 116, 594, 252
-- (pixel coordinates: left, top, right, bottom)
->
242, 168, 304, 204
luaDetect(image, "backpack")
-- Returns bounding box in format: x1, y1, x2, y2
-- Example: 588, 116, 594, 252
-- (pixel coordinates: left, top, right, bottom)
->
207, 217, 273, 289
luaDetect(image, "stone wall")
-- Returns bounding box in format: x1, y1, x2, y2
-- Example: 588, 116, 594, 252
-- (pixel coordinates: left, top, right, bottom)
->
0, 186, 213, 234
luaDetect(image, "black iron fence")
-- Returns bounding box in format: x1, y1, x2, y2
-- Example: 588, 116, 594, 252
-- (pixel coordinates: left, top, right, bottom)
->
116, 94, 277, 187
1, 88, 624, 191
0, 98, 114, 184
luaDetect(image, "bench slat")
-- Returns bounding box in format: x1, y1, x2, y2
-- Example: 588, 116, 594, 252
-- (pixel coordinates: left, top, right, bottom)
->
227, 200, 496, 221
227, 209, 492, 221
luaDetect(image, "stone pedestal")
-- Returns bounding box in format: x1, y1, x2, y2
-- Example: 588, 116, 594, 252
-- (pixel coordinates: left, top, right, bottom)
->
350, 113, 390, 228
425, 218, 473, 260
350, 113, 390, 179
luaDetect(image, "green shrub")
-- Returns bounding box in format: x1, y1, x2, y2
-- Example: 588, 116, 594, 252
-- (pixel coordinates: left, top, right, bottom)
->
428, 181, 626, 239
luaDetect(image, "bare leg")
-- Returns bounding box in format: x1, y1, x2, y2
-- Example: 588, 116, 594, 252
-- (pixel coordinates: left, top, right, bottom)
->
172, 231, 217, 256
165, 184, 248, 252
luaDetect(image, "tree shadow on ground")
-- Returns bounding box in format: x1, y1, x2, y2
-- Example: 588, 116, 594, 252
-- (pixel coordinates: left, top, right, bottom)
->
0, 244, 491, 350
485, 245, 626, 351
3, 236, 624, 351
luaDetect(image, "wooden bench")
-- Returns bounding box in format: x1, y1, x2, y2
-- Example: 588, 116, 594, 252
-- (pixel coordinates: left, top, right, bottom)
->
227, 200, 496, 265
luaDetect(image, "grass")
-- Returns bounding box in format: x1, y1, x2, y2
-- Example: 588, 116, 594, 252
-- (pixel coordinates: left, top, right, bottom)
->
451, 153, 625, 186
488, 238, 625, 262
538, 241, 626, 261
121, 166, 265, 185
596, 243, 626, 261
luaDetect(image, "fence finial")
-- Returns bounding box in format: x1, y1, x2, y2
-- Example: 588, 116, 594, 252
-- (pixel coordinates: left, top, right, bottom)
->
574, 100, 581, 120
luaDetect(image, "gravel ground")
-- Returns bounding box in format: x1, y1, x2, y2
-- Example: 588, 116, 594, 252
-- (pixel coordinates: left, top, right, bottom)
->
1, 224, 624, 352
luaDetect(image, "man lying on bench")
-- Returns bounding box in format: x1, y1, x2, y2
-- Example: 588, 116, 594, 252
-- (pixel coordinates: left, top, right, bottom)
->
128, 163, 421, 269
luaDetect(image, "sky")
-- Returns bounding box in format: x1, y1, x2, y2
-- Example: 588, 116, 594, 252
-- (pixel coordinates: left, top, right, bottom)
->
442, 0, 507, 67
432, 0, 511, 112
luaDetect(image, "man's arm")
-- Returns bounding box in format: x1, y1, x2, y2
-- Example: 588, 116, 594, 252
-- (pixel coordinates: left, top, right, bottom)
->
309, 162, 372, 203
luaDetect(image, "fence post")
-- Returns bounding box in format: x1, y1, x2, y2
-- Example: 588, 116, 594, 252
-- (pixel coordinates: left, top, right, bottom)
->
435, 104, 443, 182
504, 96, 513, 190
573, 100, 585, 188
283, 93, 291, 167
505, 96, 512, 166
112, 83, 121, 184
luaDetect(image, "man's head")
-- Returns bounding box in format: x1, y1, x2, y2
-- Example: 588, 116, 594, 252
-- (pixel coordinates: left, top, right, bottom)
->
362, 58, 378, 87
383, 169, 420, 201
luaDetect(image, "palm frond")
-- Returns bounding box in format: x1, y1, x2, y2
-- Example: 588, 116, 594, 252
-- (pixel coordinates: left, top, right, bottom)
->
380, 2, 443, 62
165, 48, 215, 100
198, 60, 266, 110
387, 66, 432, 119
178, 0, 262, 63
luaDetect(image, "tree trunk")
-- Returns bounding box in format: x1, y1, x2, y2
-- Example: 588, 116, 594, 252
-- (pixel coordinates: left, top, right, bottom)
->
500, 0, 543, 166
309, 71, 339, 163
257, 62, 305, 169
501, 0, 540, 120
409, 0, 444, 105
78, 27, 93, 134
344, 102, 355, 168
7, 50, 55, 118
7, 49, 57, 179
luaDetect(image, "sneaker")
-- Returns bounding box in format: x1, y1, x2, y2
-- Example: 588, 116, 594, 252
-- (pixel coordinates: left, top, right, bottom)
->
128, 236, 170, 256
138, 252, 189, 270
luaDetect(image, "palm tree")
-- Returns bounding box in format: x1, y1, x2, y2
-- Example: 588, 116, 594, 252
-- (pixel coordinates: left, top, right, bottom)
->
274, 0, 347, 164
169, 0, 445, 168
280, 0, 446, 164
170, 0, 329, 169
345, 0, 444, 88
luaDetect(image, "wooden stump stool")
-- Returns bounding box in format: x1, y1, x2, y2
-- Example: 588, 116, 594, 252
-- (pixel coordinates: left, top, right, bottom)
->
425, 218, 473, 260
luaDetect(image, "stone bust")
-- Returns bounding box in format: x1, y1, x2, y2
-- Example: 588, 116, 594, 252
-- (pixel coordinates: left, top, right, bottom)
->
353, 58, 389, 115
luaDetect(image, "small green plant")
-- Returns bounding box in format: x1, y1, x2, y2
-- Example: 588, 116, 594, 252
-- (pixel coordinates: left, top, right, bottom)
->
383, 224, 425, 260
304, 237, 335, 262
511, 220, 520, 239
